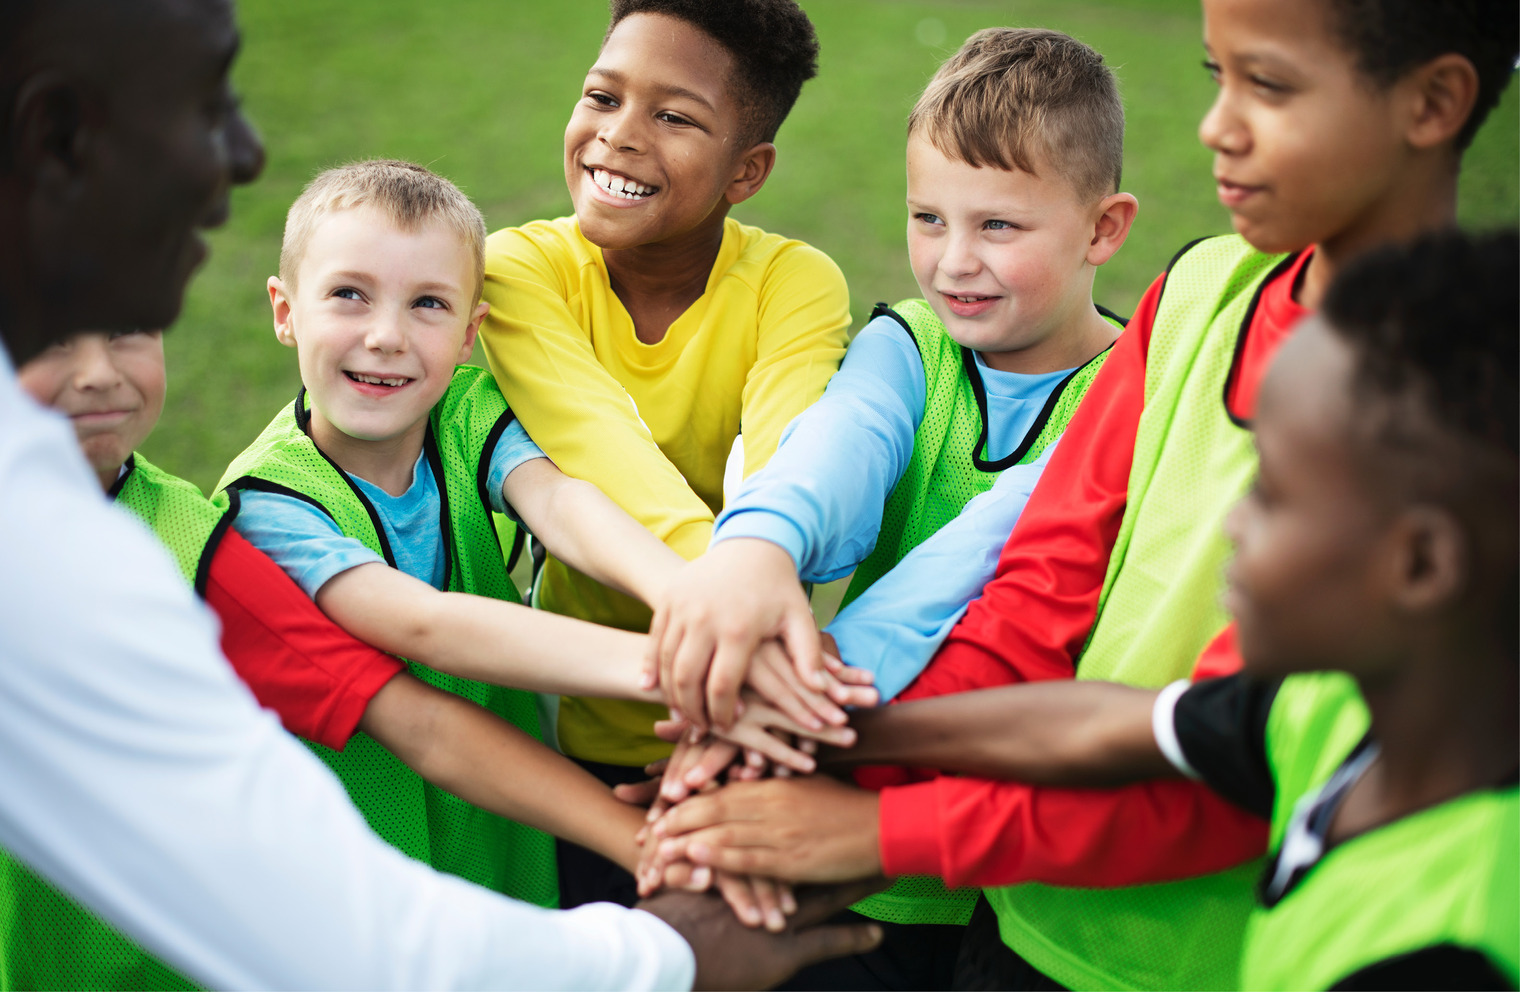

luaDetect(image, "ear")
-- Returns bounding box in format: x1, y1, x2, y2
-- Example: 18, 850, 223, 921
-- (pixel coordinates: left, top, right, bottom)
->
269, 276, 298, 347
725, 142, 777, 206
459, 300, 488, 364
1085, 192, 1139, 266
1401, 53, 1479, 151
10, 71, 96, 196
1387, 504, 1468, 613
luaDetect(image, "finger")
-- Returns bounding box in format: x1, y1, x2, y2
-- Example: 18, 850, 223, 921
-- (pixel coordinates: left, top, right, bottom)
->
783, 922, 885, 973
613, 779, 661, 807
644, 609, 669, 690
832, 665, 876, 686
724, 722, 818, 775
650, 791, 733, 839
779, 881, 798, 916
745, 653, 827, 731
706, 634, 754, 732
682, 739, 740, 793
667, 624, 717, 734
781, 609, 828, 692
755, 642, 845, 727
787, 878, 893, 928
714, 871, 764, 929
664, 860, 712, 893
748, 874, 787, 933
653, 718, 688, 743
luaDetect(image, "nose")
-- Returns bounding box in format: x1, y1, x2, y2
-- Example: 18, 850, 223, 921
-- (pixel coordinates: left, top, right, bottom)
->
940, 231, 981, 280
72, 335, 123, 391
1198, 87, 1248, 158
598, 107, 643, 154
227, 108, 266, 187
364, 309, 407, 355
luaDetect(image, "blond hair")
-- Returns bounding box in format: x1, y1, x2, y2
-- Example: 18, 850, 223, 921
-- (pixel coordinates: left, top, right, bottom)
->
908, 28, 1124, 201
279, 159, 488, 300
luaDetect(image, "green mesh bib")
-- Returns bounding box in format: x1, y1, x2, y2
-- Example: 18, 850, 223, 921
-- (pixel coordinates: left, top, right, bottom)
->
0, 455, 223, 990
985, 237, 1295, 990
218, 365, 557, 908
1242, 673, 1519, 990
845, 299, 1115, 927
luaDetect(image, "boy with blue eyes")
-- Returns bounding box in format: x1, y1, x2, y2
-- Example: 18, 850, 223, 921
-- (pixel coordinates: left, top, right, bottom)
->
643, 27, 1138, 988
219, 159, 854, 910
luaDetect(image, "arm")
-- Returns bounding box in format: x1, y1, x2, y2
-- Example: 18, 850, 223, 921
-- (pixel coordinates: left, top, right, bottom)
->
316, 562, 661, 701
479, 225, 715, 562
360, 673, 645, 873
503, 456, 686, 609
650, 317, 924, 729
895, 274, 1164, 700
0, 401, 694, 991
825, 446, 1055, 702
204, 528, 404, 750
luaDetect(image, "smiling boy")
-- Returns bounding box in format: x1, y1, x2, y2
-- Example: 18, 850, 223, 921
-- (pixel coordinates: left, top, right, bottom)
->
478, 0, 849, 906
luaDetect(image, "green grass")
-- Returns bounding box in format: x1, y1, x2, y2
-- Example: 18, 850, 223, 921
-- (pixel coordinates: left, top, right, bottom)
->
150, 0, 1519, 492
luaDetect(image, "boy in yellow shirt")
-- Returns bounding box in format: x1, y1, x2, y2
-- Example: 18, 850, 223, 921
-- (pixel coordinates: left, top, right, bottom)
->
479, 0, 851, 905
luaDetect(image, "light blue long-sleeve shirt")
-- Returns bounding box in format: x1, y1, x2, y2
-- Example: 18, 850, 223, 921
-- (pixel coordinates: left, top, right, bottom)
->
713, 312, 1073, 700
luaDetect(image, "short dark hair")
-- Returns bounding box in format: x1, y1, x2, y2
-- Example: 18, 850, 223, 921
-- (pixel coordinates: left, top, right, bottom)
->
1323, 228, 1518, 641
1324, 0, 1519, 150
908, 28, 1124, 201
606, 0, 819, 144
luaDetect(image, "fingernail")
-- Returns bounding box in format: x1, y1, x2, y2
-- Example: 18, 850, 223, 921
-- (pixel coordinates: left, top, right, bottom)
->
781, 891, 798, 914
767, 909, 786, 932
688, 726, 703, 743
691, 866, 711, 888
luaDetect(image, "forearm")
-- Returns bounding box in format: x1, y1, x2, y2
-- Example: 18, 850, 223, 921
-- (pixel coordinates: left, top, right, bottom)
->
822, 681, 1170, 787
318, 566, 661, 702
362, 676, 644, 872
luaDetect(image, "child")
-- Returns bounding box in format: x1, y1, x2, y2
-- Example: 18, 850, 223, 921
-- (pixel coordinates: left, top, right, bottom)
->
217, 160, 854, 915
644, 26, 1137, 988
478, 0, 852, 905
6, 328, 645, 988
809, 229, 1520, 990
643, 1, 1519, 989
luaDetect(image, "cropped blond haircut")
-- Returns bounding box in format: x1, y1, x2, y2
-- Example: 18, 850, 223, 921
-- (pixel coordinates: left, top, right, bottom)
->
279, 159, 488, 301
909, 28, 1124, 202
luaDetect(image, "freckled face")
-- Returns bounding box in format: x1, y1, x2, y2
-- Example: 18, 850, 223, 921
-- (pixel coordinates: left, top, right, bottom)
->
563, 12, 750, 251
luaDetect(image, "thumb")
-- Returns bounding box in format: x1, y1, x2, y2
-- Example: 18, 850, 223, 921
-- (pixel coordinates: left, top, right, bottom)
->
783, 921, 884, 972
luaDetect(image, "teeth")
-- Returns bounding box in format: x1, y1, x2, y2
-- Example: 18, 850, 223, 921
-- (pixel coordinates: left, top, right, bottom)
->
352, 373, 408, 387
592, 168, 655, 198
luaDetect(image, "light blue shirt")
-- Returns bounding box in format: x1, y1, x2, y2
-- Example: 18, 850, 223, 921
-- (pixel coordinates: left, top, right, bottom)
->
235, 417, 544, 597
713, 313, 1075, 700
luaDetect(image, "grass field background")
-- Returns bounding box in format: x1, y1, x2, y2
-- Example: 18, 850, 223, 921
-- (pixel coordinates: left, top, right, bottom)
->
151, 0, 1520, 493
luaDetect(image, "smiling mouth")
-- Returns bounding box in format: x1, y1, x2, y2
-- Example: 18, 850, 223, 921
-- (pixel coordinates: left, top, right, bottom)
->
345, 371, 412, 388
588, 167, 658, 200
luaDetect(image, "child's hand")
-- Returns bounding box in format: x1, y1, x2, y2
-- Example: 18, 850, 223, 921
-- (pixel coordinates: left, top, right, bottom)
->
744, 640, 880, 731
646, 538, 825, 734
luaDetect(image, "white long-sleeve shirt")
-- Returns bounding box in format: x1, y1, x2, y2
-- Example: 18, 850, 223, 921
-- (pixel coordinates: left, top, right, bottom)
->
0, 350, 694, 991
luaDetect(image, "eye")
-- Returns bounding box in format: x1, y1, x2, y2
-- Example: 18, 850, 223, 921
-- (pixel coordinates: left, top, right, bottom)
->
107, 327, 148, 341
913, 212, 944, 227
332, 287, 363, 301
586, 90, 618, 108
984, 219, 1021, 232
656, 111, 695, 127
1202, 59, 1222, 84
1248, 74, 1290, 95
413, 295, 449, 311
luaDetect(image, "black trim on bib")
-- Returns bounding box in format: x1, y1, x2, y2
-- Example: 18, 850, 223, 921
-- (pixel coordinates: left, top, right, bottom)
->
476, 407, 526, 573
107, 453, 135, 499
423, 424, 456, 591
285, 387, 398, 568
194, 487, 239, 600
1221, 251, 1303, 430
870, 302, 923, 359
965, 318, 1117, 472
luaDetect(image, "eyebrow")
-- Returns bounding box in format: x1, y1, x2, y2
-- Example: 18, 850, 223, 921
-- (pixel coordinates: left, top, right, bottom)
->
586, 67, 716, 114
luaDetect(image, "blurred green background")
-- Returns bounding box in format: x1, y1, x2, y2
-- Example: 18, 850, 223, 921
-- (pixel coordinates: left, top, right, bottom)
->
153, 0, 1519, 492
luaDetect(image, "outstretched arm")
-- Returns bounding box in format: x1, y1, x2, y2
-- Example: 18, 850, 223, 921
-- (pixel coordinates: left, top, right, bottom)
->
316, 562, 661, 701
361, 672, 645, 871
503, 457, 686, 610
821, 679, 1173, 787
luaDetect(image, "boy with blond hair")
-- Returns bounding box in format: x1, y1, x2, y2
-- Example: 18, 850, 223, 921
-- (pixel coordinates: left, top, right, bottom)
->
645, 27, 1138, 988
218, 159, 852, 911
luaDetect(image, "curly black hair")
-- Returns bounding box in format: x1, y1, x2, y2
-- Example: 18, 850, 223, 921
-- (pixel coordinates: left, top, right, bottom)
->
1324, 0, 1519, 150
606, 0, 819, 144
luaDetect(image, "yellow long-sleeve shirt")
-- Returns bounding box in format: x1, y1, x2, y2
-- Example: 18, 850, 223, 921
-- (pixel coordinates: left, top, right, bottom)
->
480, 215, 850, 765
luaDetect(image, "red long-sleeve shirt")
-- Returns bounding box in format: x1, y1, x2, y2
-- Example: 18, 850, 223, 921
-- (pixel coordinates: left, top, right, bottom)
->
875, 250, 1311, 887
203, 528, 404, 750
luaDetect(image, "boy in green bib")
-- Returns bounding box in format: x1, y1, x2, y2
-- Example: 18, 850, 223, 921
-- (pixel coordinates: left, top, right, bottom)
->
219, 160, 851, 913
641, 27, 1138, 989
815, 228, 1519, 990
